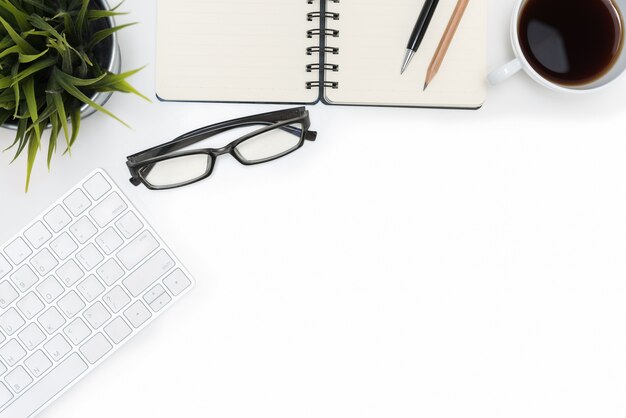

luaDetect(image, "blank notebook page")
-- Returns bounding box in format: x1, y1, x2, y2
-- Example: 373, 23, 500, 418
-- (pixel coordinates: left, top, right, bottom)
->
156, 0, 318, 104
325, 0, 487, 108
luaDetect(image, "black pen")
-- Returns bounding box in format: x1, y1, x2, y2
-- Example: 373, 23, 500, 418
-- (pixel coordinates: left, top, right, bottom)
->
401, 0, 440, 74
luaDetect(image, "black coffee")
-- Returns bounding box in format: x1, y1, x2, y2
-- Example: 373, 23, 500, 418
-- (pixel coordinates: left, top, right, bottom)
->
518, 0, 623, 86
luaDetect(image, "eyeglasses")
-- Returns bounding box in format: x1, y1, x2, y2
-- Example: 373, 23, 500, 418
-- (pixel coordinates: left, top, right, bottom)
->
126, 107, 317, 190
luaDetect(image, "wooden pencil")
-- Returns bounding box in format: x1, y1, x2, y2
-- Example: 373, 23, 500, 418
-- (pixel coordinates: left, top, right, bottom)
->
424, 0, 470, 90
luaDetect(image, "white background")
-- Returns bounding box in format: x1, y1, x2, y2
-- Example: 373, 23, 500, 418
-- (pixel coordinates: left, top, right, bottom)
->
1, 1, 626, 417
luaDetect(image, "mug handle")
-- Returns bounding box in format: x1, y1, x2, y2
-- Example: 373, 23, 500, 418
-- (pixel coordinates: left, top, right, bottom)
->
488, 58, 523, 85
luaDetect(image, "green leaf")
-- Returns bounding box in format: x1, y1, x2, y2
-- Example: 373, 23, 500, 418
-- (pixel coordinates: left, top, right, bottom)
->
88, 22, 137, 49
22, 76, 42, 153
87, 9, 127, 19
25, 129, 39, 192
47, 114, 60, 169
0, 44, 22, 60
10, 113, 28, 162
89, 67, 150, 101
53, 69, 129, 128
0, 75, 12, 89
76, 0, 89, 34
0, 34, 14, 50
18, 48, 48, 63
68, 105, 81, 150
56, 70, 107, 87
20, 0, 55, 15
11, 56, 55, 85
95, 78, 150, 102
0, 108, 11, 125
90, 66, 144, 88
111, 1, 126, 11
27, 15, 85, 72
0, 15, 37, 54
0, 87, 15, 103
11, 62, 20, 118
0, 0, 31, 31
48, 91, 69, 145
27, 15, 63, 40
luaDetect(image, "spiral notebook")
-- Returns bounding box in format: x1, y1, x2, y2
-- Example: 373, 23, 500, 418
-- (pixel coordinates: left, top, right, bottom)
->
156, 0, 487, 109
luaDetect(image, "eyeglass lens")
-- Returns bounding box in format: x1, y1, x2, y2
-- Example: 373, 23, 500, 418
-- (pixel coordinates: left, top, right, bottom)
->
138, 122, 305, 188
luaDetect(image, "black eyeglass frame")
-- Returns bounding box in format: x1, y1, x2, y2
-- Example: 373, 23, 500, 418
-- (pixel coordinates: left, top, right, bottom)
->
126, 107, 317, 190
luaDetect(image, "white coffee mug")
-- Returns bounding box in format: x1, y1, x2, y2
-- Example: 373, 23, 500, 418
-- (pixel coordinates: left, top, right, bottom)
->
488, 0, 626, 93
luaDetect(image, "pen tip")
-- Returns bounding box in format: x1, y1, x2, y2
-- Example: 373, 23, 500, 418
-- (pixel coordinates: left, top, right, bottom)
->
401, 50, 414, 75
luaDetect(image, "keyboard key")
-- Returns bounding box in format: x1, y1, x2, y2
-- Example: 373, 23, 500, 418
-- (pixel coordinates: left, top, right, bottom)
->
96, 259, 124, 286
30, 248, 58, 276
103, 317, 132, 344
115, 211, 143, 239
69, 217, 98, 244
83, 302, 111, 329
44, 334, 72, 361
143, 284, 166, 304
103, 286, 131, 313
0, 382, 13, 408
63, 189, 91, 216
5, 366, 32, 393
83, 172, 112, 200
149, 292, 171, 312
10, 265, 38, 292
123, 300, 152, 328
4, 238, 32, 267
117, 231, 159, 270
90, 192, 128, 228
56, 259, 84, 287
0, 255, 11, 281
24, 350, 52, 378
43, 205, 72, 233
50, 233, 78, 260
76, 275, 105, 303
24, 222, 52, 249
80, 333, 112, 364
16, 292, 45, 320
38, 307, 66, 335
58, 291, 86, 319
96, 228, 123, 255
63, 318, 91, 345
36, 277, 64, 303
17, 323, 46, 350
0, 362, 5, 375
0, 281, 19, 308
123, 249, 175, 297
0, 353, 87, 417
163, 269, 192, 296
0, 340, 26, 366
0, 308, 25, 336
76, 244, 104, 271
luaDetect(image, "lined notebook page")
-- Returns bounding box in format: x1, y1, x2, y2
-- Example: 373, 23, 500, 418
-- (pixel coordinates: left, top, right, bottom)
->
325, 0, 487, 108
156, 0, 318, 104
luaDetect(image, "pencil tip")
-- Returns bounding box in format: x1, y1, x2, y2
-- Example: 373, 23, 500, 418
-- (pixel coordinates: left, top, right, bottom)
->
423, 81, 429, 91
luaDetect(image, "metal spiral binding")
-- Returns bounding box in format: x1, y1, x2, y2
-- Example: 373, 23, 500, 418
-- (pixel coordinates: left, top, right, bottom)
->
306, 0, 340, 90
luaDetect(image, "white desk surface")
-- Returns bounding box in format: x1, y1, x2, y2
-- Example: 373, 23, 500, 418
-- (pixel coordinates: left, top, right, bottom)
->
1, 1, 625, 417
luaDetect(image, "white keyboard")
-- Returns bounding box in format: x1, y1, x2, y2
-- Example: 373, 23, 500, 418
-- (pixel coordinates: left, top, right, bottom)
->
0, 169, 194, 417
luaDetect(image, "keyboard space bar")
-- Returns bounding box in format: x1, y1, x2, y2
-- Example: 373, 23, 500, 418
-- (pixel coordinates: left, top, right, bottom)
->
0, 353, 88, 417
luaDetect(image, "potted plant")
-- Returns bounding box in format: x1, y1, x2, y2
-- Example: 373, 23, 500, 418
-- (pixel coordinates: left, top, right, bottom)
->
0, 0, 147, 191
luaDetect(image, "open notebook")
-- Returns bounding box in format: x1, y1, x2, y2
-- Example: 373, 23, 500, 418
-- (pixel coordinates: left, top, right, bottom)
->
156, 0, 487, 109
